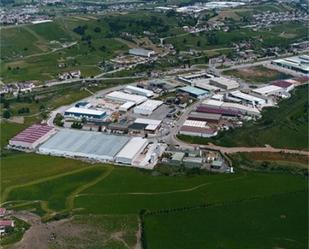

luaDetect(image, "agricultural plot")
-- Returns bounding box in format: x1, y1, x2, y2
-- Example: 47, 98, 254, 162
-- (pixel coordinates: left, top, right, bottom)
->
178, 84, 309, 149
224, 65, 291, 84
144, 191, 308, 249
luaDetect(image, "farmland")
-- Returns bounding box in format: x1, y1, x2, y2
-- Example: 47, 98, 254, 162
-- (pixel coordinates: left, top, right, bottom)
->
178, 84, 309, 149
224, 65, 291, 84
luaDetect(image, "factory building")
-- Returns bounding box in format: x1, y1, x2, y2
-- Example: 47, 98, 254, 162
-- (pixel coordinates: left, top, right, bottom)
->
119, 101, 135, 112
106, 91, 147, 104
271, 81, 295, 92
129, 48, 155, 58
178, 86, 208, 99
209, 77, 239, 90
196, 105, 240, 117
252, 85, 287, 97
9, 124, 56, 151
271, 55, 309, 75
180, 120, 218, 138
202, 99, 260, 117
229, 90, 266, 106
133, 100, 163, 115
64, 107, 106, 120
188, 112, 222, 123
130, 118, 162, 132
38, 129, 130, 162
115, 137, 148, 164
124, 85, 154, 97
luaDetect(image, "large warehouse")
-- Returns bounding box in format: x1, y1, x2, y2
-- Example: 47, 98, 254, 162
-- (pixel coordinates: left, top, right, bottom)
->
178, 86, 208, 98
64, 107, 106, 120
9, 124, 56, 150
229, 90, 266, 106
179, 120, 218, 138
209, 77, 239, 90
115, 137, 148, 164
124, 85, 154, 97
106, 91, 147, 104
252, 85, 286, 97
38, 129, 130, 162
129, 48, 155, 58
133, 100, 163, 115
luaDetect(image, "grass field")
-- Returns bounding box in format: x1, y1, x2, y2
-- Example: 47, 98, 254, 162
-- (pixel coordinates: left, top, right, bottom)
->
224, 65, 291, 84
1, 150, 308, 247
178, 84, 309, 149
229, 152, 308, 176
144, 191, 308, 249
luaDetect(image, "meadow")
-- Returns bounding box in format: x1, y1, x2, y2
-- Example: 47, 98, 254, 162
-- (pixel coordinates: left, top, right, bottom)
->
178, 84, 309, 149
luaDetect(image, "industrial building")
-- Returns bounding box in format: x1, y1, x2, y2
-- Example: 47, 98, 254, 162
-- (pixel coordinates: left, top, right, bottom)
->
177, 72, 213, 84
188, 112, 222, 123
271, 55, 309, 75
133, 100, 163, 115
129, 48, 155, 58
39, 130, 130, 162
119, 101, 135, 112
252, 85, 287, 97
124, 85, 154, 97
64, 107, 106, 120
115, 137, 148, 164
196, 105, 240, 117
179, 119, 218, 137
178, 86, 208, 98
229, 90, 266, 106
202, 99, 260, 117
209, 77, 239, 90
106, 91, 147, 104
271, 80, 295, 92
130, 118, 162, 132
9, 124, 56, 150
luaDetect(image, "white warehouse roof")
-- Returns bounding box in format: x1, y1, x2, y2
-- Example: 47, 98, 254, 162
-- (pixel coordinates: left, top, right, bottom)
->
134, 118, 162, 130
115, 137, 148, 164
124, 85, 154, 97
134, 100, 163, 115
230, 90, 266, 105
106, 91, 147, 104
119, 101, 135, 112
65, 107, 105, 116
252, 85, 284, 96
183, 120, 207, 128
210, 77, 239, 90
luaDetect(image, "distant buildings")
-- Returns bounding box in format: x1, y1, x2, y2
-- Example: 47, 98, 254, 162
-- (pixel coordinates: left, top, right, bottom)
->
129, 48, 155, 58
271, 55, 309, 75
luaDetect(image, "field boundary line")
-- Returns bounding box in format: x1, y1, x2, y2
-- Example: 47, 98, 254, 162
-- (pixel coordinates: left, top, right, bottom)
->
65, 167, 114, 210
1, 166, 97, 204
77, 174, 248, 197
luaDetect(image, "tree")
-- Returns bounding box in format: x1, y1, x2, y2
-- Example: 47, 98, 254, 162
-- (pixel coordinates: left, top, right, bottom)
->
197, 40, 201, 47
3, 110, 11, 119
94, 27, 101, 33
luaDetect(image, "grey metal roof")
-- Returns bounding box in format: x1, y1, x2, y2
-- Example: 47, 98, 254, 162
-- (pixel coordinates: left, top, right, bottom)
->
39, 129, 130, 158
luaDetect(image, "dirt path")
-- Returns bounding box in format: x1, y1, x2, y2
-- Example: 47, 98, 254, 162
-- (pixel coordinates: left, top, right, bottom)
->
10, 212, 71, 249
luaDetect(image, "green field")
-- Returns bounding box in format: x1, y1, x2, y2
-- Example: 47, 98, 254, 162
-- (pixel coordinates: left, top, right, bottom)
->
166, 23, 307, 51
178, 84, 309, 149
144, 191, 308, 249
224, 65, 291, 84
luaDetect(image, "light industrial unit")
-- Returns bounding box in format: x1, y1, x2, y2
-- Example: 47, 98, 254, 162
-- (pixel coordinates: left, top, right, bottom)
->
133, 100, 163, 115
9, 124, 56, 150
124, 85, 154, 97
106, 91, 147, 104
115, 137, 148, 164
64, 107, 106, 120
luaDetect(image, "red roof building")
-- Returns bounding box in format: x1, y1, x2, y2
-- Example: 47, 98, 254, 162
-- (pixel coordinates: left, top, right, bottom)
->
9, 124, 56, 150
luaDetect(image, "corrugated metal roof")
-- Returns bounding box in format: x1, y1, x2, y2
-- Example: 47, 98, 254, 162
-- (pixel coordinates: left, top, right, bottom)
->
116, 137, 148, 160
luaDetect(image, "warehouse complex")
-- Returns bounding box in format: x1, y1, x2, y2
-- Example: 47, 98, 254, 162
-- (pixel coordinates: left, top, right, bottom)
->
271, 55, 309, 75
124, 85, 154, 97
106, 91, 147, 104
39, 130, 130, 162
